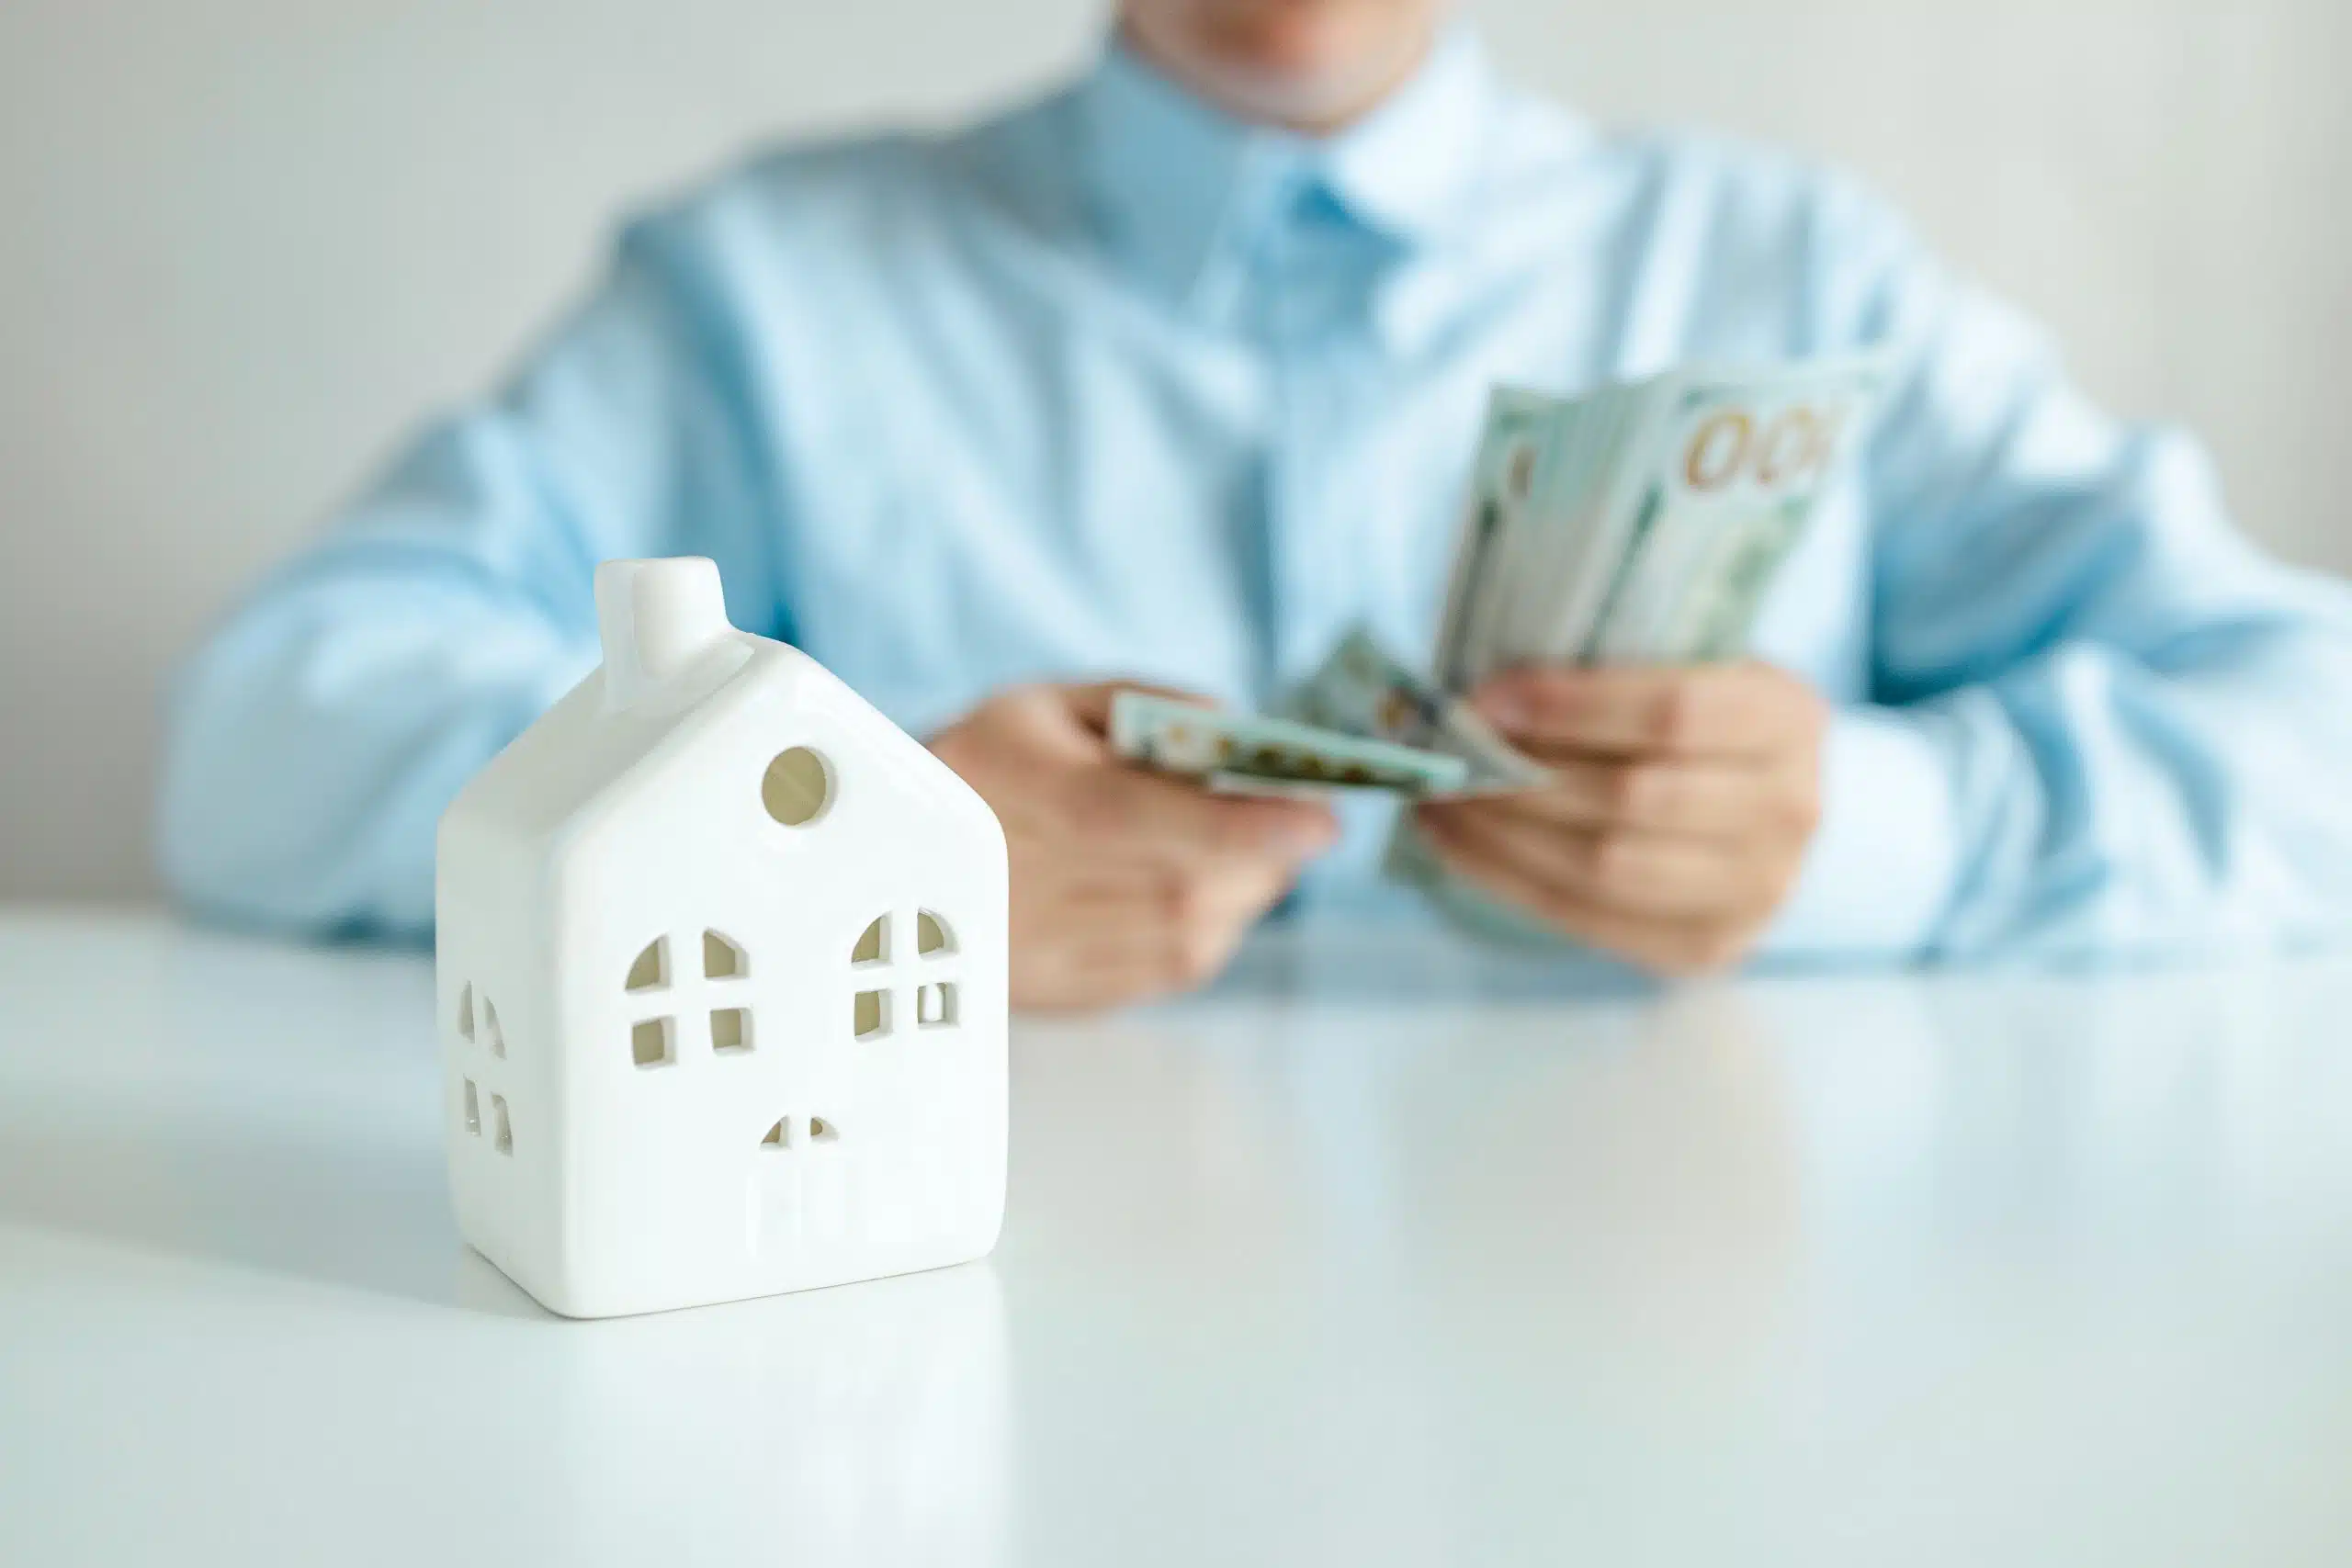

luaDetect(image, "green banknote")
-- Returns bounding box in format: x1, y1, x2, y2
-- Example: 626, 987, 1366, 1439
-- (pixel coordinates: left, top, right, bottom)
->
1578, 357, 1885, 664
1287, 626, 1549, 796
1108, 690, 1471, 799
1392, 353, 1887, 929
1429, 355, 1887, 681
1107, 626, 1552, 805
1430, 389, 1556, 695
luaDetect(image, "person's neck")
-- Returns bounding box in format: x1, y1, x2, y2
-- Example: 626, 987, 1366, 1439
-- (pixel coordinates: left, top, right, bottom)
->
1115, 17, 1435, 137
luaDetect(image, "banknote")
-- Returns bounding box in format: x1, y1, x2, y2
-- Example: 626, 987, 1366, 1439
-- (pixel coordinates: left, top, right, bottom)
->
1401, 354, 1887, 917
1577, 358, 1884, 664
1109, 690, 1471, 799
1108, 625, 1555, 804
1286, 626, 1549, 796
1432, 355, 1887, 684
1430, 389, 1555, 695
1114, 355, 1883, 852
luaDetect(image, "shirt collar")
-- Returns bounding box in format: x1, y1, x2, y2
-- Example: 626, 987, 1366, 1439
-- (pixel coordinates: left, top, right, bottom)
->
1318, 27, 1503, 249
1073, 25, 1505, 314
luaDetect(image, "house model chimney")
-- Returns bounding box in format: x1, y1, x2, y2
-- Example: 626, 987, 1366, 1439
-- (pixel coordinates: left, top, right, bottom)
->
596, 557, 734, 709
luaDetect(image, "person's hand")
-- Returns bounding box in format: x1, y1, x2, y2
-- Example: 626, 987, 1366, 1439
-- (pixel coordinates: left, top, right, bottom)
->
1415, 662, 1826, 976
929, 682, 1339, 1012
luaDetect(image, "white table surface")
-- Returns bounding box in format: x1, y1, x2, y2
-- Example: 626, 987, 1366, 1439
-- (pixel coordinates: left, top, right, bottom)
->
3, 907, 2349, 1566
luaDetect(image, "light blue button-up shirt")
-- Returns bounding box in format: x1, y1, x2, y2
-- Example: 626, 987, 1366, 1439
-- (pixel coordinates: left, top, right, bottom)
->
162, 29, 2352, 958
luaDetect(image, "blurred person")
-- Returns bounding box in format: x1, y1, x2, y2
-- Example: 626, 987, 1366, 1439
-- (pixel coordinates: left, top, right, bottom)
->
162, 0, 2352, 1007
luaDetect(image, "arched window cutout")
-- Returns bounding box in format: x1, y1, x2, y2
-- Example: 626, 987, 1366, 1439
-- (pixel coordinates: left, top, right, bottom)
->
492, 1095, 513, 1156
703, 930, 747, 980
852, 915, 888, 966
761, 1118, 788, 1149
808, 1117, 838, 1144
481, 998, 505, 1057
916, 910, 955, 957
626, 938, 668, 993
457, 984, 475, 1041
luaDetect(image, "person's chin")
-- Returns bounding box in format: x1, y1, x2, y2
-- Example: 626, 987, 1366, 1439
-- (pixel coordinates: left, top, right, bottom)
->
1200, 40, 1415, 131
1215, 68, 1361, 128
1126, 2, 1434, 132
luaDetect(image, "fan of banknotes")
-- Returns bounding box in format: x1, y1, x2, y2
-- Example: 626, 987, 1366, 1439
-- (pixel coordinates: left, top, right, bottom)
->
1111, 355, 1886, 828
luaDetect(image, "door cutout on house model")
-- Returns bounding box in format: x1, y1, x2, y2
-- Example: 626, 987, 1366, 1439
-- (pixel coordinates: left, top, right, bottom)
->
760, 1115, 839, 1150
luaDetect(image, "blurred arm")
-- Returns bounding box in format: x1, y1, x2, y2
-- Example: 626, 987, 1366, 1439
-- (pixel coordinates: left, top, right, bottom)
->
159, 223, 777, 936
1770, 191, 2352, 958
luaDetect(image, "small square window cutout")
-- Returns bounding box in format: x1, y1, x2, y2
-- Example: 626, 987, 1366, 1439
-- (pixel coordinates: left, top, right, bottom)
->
854, 989, 891, 1041
917, 982, 959, 1028
711, 1008, 752, 1054
632, 1017, 675, 1068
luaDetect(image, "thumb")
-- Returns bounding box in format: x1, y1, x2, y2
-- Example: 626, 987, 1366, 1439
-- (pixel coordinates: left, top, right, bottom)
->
1063, 679, 1218, 741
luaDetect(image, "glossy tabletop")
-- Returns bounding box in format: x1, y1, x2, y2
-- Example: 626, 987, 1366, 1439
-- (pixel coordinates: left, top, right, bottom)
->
3, 908, 2350, 1565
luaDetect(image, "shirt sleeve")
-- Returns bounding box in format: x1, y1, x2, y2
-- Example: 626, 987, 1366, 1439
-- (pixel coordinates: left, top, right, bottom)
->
1766, 184, 2352, 960
158, 220, 781, 937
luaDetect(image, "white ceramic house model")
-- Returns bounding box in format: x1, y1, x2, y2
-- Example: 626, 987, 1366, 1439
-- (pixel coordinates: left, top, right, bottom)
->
435, 558, 1008, 1318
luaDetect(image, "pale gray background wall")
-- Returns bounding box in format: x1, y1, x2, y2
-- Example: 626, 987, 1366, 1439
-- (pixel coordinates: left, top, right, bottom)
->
4, 0, 2348, 899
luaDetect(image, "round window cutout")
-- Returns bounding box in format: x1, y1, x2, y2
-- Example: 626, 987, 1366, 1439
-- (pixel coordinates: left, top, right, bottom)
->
761, 746, 833, 827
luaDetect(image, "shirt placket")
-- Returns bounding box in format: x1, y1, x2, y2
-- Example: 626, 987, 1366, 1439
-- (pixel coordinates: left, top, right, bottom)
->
1247, 174, 1391, 707
1242, 175, 1419, 899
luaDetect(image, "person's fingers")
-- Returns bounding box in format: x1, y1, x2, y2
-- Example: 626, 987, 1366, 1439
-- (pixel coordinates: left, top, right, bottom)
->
1172, 863, 1293, 948
944, 680, 1340, 865
951, 681, 1218, 780
1062, 763, 1338, 864
1012, 944, 1188, 1012
1418, 804, 1754, 920
1471, 661, 1821, 759
1020, 860, 1287, 935
1061, 679, 1215, 737
949, 680, 1336, 1012
1012, 905, 1262, 1011
1011, 861, 1165, 907
998, 682, 1340, 864
1475, 753, 1776, 837
1154, 911, 1253, 994
1010, 888, 1198, 1004
1010, 856, 1293, 1010
1415, 815, 1758, 976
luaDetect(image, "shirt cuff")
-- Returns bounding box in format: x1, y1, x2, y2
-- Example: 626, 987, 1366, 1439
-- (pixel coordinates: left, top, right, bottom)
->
1760, 704, 1963, 959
